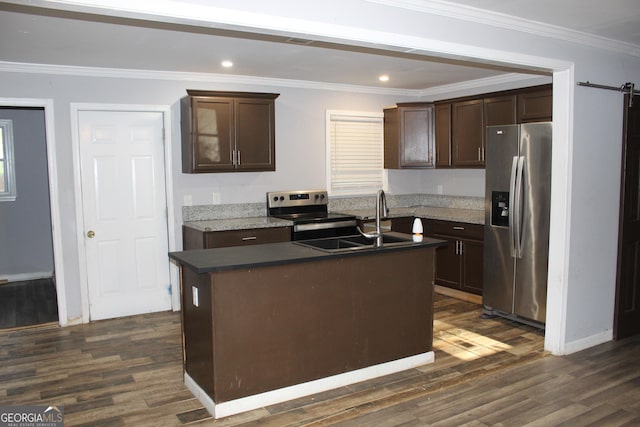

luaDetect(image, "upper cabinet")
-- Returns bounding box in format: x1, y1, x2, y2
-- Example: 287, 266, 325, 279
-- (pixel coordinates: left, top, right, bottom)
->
434, 84, 551, 169
517, 87, 553, 123
181, 90, 279, 173
434, 103, 452, 167
451, 99, 485, 167
384, 103, 435, 169
484, 94, 517, 126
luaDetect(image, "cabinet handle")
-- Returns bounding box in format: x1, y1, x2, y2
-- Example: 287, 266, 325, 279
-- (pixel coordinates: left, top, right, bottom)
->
459, 241, 463, 255
241, 236, 257, 241
478, 147, 482, 161
455, 240, 459, 255
482, 146, 485, 162
232, 150, 237, 165
453, 226, 465, 230
238, 150, 241, 165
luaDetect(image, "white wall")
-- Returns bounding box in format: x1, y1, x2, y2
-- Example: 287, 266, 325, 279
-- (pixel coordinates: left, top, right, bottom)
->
3, 0, 640, 354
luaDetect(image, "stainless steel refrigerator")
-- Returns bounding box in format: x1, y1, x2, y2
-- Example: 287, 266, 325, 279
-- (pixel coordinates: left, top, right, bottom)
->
483, 122, 552, 326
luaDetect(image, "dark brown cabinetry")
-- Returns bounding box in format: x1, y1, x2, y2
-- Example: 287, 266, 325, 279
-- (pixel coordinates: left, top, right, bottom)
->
451, 99, 485, 167
425, 219, 484, 295
434, 84, 551, 169
384, 103, 435, 169
183, 225, 290, 250
484, 95, 517, 126
434, 103, 452, 167
181, 90, 279, 173
517, 87, 553, 123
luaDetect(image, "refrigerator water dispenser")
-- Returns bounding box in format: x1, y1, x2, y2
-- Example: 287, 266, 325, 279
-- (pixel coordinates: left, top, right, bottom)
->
491, 191, 509, 227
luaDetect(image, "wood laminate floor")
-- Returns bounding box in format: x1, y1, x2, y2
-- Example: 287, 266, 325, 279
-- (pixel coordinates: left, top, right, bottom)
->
1, 294, 638, 426
0, 278, 58, 329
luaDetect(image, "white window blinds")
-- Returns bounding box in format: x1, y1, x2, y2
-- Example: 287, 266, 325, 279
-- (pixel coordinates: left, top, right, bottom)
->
326, 111, 384, 196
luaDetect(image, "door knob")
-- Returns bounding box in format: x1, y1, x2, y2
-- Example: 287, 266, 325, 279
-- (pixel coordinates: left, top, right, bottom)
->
87, 230, 95, 238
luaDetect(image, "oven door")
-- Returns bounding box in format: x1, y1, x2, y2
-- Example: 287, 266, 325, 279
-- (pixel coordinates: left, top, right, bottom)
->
292, 219, 358, 241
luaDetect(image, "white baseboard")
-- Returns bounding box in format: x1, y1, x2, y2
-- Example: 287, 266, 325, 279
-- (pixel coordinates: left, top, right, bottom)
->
185, 351, 435, 419
0, 272, 54, 283
562, 329, 613, 355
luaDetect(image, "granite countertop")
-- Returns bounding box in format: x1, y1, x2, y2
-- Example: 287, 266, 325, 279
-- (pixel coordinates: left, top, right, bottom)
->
183, 204, 484, 233
337, 206, 484, 225
169, 233, 447, 274
184, 216, 293, 232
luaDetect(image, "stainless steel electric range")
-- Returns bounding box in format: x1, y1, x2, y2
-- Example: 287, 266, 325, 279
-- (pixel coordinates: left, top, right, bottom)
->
267, 190, 358, 240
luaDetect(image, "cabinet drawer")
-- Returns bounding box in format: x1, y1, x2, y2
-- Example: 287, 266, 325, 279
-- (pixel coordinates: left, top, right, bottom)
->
429, 220, 483, 240
205, 227, 290, 248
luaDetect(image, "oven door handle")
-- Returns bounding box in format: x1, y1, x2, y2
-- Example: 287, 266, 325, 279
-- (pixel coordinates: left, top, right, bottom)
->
293, 220, 357, 233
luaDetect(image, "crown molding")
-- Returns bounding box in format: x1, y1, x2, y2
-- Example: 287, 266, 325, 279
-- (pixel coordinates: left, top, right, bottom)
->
0, 61, 419, 96
369, 0, 640, 58
418, 73, 552, 98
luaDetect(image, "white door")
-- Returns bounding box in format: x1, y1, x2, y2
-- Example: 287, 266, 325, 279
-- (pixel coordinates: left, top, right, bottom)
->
78, 110, 171, 320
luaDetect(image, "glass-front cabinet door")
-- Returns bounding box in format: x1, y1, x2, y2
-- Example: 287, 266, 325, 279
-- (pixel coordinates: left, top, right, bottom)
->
192, 98, 234, 171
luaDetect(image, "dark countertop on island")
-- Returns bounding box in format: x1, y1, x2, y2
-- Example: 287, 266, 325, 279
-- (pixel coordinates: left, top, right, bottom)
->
169, 232, 446, 274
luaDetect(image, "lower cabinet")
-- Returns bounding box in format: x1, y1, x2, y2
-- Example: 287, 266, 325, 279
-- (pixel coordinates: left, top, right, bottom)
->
424, 219, 484, 295
183, 225, 291, 250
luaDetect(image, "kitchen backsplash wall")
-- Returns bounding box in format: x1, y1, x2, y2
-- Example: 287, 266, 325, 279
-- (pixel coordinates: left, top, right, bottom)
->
182, 193, 483, 222
329, 194, 483, 212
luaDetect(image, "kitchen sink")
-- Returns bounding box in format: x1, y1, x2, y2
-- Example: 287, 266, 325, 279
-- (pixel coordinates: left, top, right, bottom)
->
294, 233, 415, 253
340, 233, 412, 245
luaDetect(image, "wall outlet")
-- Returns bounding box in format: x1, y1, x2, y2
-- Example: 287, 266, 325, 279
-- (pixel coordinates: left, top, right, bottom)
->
183, 194, 193, 206
212, 192, 221, 204
192, 285, 199, 307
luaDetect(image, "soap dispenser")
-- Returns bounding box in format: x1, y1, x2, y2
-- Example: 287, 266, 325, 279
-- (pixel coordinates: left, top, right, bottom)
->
412, 218, 423, 242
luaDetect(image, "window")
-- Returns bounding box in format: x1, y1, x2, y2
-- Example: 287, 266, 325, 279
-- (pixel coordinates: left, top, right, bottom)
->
0, 119, 17, 201
326, 110, 384, 196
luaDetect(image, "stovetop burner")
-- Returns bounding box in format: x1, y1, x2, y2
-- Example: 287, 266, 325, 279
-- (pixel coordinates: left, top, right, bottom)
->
273, 211, 353, 224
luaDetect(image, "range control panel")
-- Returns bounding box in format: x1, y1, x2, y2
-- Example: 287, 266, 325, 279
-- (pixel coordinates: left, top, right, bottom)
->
267, 190, 328, 208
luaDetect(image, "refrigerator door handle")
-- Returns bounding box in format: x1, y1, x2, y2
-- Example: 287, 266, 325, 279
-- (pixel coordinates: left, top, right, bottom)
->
508, 156, 519, 257
514, 156, 525, 258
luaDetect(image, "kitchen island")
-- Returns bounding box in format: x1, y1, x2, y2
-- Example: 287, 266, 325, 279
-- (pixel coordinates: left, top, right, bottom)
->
169, 233, 445, 418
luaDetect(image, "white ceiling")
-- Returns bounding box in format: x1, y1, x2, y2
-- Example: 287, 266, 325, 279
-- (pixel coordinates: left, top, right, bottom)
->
0, 0, 638, 91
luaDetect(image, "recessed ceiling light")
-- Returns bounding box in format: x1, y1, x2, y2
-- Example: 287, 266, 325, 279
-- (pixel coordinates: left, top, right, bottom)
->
221, 60, 233, 68
379, 74, 390, 82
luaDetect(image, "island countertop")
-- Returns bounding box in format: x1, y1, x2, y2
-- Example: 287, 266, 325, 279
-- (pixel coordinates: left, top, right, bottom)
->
169, 232, 446, 274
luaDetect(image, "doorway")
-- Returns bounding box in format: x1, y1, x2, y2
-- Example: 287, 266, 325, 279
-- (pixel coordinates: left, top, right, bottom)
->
614, 93, 640, 339
0, 107, 57, 329
73, 106, 175, 321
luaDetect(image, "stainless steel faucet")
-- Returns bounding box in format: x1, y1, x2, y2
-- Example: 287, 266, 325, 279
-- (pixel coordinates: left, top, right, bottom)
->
357, 189, 389, 247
